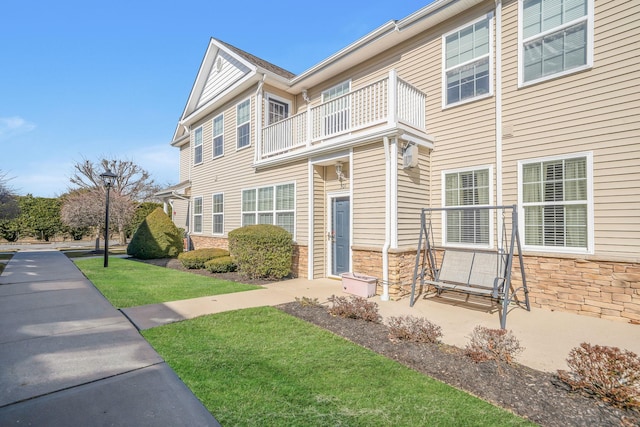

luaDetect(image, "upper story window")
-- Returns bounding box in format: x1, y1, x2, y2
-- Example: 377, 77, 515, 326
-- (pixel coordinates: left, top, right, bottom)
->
268, 97, 289, 125
213, 114, 224, 159
519, 0, 592, 86
443, 14, 492, 107
236, 98, 251, 150
194, 126, 203, 165
443, 167, 491, 246
322, 81, 350, 102
193, 196, 203, 233
321, 81, 351, 136
518, 153, 593, 253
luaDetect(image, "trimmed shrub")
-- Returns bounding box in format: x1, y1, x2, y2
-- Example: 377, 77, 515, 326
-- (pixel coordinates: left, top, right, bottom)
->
387, 315, 443, 344
558, 343, 640, 409
465, 326, 523, 365
126, 208, 183, 259
295, 296, 322, 307
228, 224, 293, 279
204, 256, 237, 273
178, 248, 229, 269
327, 294, 381, 323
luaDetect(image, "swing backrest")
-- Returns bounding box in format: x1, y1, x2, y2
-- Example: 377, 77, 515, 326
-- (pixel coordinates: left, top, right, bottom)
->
436, 250, 505, 288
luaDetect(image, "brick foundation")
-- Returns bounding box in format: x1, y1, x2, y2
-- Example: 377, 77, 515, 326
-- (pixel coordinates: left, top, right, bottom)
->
187, 235, 307, 279
352, 246, 640, 324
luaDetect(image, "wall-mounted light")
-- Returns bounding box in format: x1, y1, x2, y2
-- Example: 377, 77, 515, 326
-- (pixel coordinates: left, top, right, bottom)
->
335, 162, 346, 188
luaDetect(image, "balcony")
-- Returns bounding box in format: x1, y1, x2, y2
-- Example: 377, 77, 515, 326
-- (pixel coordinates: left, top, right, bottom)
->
257, 70, 428, 163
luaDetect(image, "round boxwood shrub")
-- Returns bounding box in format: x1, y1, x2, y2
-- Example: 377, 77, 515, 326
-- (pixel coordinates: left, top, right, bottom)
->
204, 256, 237, 273
228, 224, 293, 280
178, 248, 229, 269
127, 207, 183, 259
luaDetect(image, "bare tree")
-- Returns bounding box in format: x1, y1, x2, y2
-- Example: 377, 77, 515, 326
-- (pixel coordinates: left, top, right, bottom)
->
0, 170, 19, 221
64, 158, 159, 244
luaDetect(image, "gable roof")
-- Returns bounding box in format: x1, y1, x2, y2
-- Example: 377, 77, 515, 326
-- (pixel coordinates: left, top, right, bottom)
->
215, 39, 295, 80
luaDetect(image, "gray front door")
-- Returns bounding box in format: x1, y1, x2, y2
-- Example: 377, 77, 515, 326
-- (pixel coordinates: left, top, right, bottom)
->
331, 196, 350, 276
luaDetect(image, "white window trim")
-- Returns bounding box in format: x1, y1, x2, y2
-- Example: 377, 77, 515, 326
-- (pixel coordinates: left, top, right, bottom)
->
212, 192, 224, 236
441, 13, 494, 109
517, 151, 594, 254
321, 80, 351, 102
212, 113, 224, 160
441, 165, 494, 249
240, 182, 296, 239
265, 93, 291, 125
192, 195, 204, 234
517, 0, 594, 88
193, 126, 204, 166
236, 97, 251, 151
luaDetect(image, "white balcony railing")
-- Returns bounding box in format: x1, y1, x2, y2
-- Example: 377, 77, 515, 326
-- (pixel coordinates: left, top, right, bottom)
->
259, 70, 426, 160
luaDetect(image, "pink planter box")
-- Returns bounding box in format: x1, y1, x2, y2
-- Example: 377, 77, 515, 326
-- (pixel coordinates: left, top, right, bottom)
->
341, 273, 377, 298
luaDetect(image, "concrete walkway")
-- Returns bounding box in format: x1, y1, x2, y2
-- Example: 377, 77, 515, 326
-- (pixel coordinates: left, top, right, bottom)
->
0, 250, 220, 426
124, 275, 640, 373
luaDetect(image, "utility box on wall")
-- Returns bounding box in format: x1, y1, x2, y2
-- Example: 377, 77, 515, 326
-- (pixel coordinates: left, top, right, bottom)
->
341, 273, 377, 298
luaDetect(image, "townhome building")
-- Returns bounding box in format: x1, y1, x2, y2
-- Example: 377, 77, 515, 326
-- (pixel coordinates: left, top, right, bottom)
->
158, 0, 640, 323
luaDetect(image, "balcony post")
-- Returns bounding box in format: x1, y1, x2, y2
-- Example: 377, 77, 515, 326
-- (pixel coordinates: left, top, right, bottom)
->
306, 100, 313, 147
388, 69, 398, 128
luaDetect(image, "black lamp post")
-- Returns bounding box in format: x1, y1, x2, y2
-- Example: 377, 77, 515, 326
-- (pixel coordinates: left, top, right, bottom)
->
100, 168, 117, 267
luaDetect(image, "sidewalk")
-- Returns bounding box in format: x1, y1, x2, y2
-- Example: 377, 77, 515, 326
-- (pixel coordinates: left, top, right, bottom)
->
0, 250, 220, 426
124, 274, 640, 373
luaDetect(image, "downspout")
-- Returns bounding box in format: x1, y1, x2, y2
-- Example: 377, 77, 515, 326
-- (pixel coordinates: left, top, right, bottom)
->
254, 74, 266, 164
381, 136, 391, 301
495, 0, 504, 251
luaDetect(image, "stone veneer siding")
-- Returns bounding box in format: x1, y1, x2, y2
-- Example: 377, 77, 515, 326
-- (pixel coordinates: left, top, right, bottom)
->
188, 235, 307, 279
352, 246, 640, 324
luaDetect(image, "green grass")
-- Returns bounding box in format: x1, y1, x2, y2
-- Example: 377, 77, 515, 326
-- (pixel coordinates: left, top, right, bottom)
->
75, 257, 261, 308
143, 307, 535, 427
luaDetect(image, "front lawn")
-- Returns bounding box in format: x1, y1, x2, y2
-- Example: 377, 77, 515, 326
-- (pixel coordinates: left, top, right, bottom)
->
143, 307, 534, 427
75, 257, 261, 308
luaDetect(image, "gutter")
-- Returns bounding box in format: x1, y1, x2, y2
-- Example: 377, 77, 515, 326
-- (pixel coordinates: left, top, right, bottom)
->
495, 0, 504, 250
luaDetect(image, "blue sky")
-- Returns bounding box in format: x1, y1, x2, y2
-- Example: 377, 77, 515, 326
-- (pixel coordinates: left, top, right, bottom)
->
1, 0, 431, 197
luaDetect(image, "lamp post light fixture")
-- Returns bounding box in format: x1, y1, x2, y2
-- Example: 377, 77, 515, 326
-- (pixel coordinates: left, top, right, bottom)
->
99, 168, 117, 268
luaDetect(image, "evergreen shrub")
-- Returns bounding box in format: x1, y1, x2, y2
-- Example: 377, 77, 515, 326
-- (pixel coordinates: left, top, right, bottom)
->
204, 256, 237, 273
126, 207, 183, 259
178, 248, 230, 269
228, 224, 292, 279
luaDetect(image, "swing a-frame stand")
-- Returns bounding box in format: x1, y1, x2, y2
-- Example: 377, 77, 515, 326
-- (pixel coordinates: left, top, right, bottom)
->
409, 205, 530, 329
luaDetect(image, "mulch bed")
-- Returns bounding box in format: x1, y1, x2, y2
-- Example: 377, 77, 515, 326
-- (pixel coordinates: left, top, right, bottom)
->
137, 258, 639, 426
276, 303, 639, 427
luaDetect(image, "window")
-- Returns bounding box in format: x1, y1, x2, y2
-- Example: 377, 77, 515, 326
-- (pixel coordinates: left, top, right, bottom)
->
212, 193, 223, 235
443, 168, 491, 245
193, 127, 203, 165
193, 196, 203, 233
268, 97, 289, 125
213, 114, 224, 158
236, 99, 251, 149
520, 0, 592, 85
241, 183, 295, 235
519, 154, 591, 251
443, 15, 492, 106
321, 81, 351, 136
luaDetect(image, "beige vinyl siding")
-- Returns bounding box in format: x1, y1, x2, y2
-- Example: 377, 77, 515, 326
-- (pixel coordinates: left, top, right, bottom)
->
179, 143, 191, 183
352, 143, 386, 247
187, 90, 309, 243
197, 51, 250, 109
171, 199, 189, 232
312, 165, 326, 278
397, 145, 431, 247
500, 0, 640, 260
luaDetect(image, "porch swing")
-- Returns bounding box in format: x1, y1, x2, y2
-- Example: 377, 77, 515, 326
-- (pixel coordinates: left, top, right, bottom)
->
409, 205, 530, 329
